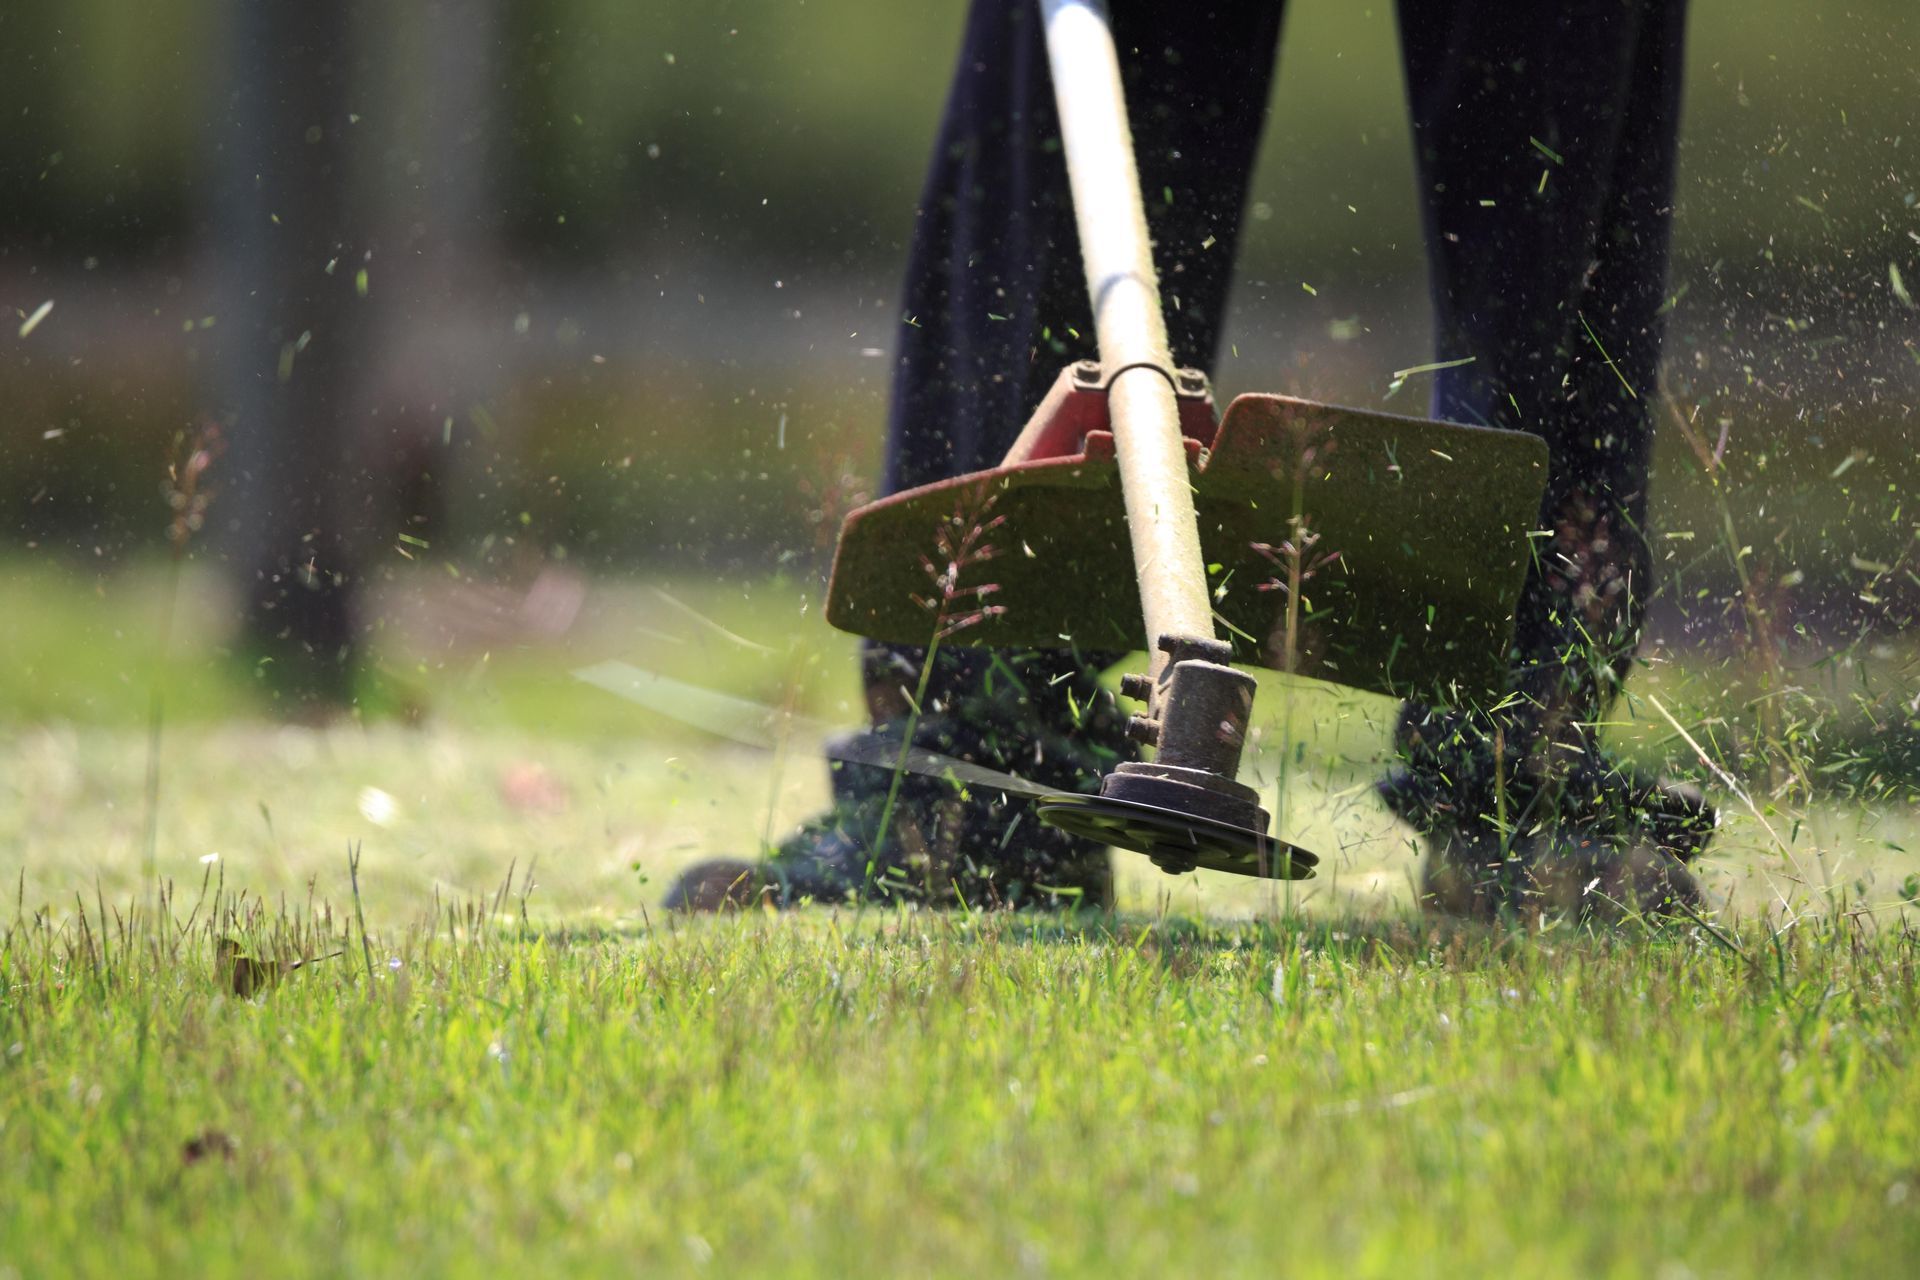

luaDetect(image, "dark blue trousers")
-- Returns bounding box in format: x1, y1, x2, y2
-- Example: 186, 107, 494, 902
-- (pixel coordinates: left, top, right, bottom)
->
834, 0, 1690, 899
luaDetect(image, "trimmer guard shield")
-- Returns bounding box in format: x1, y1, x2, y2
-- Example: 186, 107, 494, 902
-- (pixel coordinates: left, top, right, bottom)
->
827, 392, 1549, 705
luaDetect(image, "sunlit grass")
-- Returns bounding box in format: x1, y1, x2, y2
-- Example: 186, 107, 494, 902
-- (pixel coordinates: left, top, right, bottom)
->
3, 896, 1918, 1277
0, 559, 860, 736
5, 558, 1920, 1273
5, 559, 1918, 925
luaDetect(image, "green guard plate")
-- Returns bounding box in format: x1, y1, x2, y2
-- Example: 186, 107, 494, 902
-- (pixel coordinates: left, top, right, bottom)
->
827, 394, 1549, 705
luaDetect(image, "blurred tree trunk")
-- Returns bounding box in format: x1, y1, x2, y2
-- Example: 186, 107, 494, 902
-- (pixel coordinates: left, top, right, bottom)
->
211, 0, 504, 714
370, 0, 506, 563
213, 0, 373, 711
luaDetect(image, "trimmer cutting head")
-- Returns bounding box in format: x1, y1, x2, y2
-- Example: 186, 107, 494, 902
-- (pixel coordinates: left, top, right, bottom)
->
823, 365, 1548, 882
1037, 793, 1317, 880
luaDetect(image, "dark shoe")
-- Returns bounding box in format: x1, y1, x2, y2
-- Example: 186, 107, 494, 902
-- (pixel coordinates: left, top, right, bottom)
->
1383, 749, 1716, 924
1385, 757, 1715, 844
666, 640, 1129, 913
1530, 832, 1704, 922
1419, 826, 1704, 924
661, 858, 766, 912
664, 783, 1112, 912
1416, 829, 1533, 921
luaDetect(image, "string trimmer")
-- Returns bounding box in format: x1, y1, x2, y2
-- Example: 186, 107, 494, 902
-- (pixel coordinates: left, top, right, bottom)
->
822, 0, 1550, 880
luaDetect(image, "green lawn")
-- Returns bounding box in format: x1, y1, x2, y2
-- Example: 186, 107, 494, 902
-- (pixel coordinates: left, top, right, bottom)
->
6, 558, 1917, 923
4, 560, 1920, 1275
4, 906, 1918, 1276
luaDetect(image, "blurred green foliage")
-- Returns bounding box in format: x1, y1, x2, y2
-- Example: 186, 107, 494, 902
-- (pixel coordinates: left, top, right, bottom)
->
4, 0, 1915, 265
1, 0, 1915, 616
0, 0, 212, 251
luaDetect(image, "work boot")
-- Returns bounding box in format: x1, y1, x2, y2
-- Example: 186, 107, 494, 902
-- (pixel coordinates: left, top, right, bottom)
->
1379, 705, 1717, 924
665, 644, 1127, 912
1414, 821, 1706, 924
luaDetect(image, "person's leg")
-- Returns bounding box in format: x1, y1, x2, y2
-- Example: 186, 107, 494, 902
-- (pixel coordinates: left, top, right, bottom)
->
883, 0, 1286, 490
669, 0, 1286, 909
1387, 0, 1713, 918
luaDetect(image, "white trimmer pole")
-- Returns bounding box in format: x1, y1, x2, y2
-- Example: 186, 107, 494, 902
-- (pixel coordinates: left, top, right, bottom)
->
1039, 0, 1218, 677
1030, 0, 1270, 859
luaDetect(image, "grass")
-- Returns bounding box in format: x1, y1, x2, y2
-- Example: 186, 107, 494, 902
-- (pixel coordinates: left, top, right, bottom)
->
6, 0, 1916, 1265
0, 559, 859, 735
5, 555, 1919, 919
4, 898, 1919, 1277
5, 558, 1920, 1273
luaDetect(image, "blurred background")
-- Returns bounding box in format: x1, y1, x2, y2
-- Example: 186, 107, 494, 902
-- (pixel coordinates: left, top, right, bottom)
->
2, 0, 1917, 916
